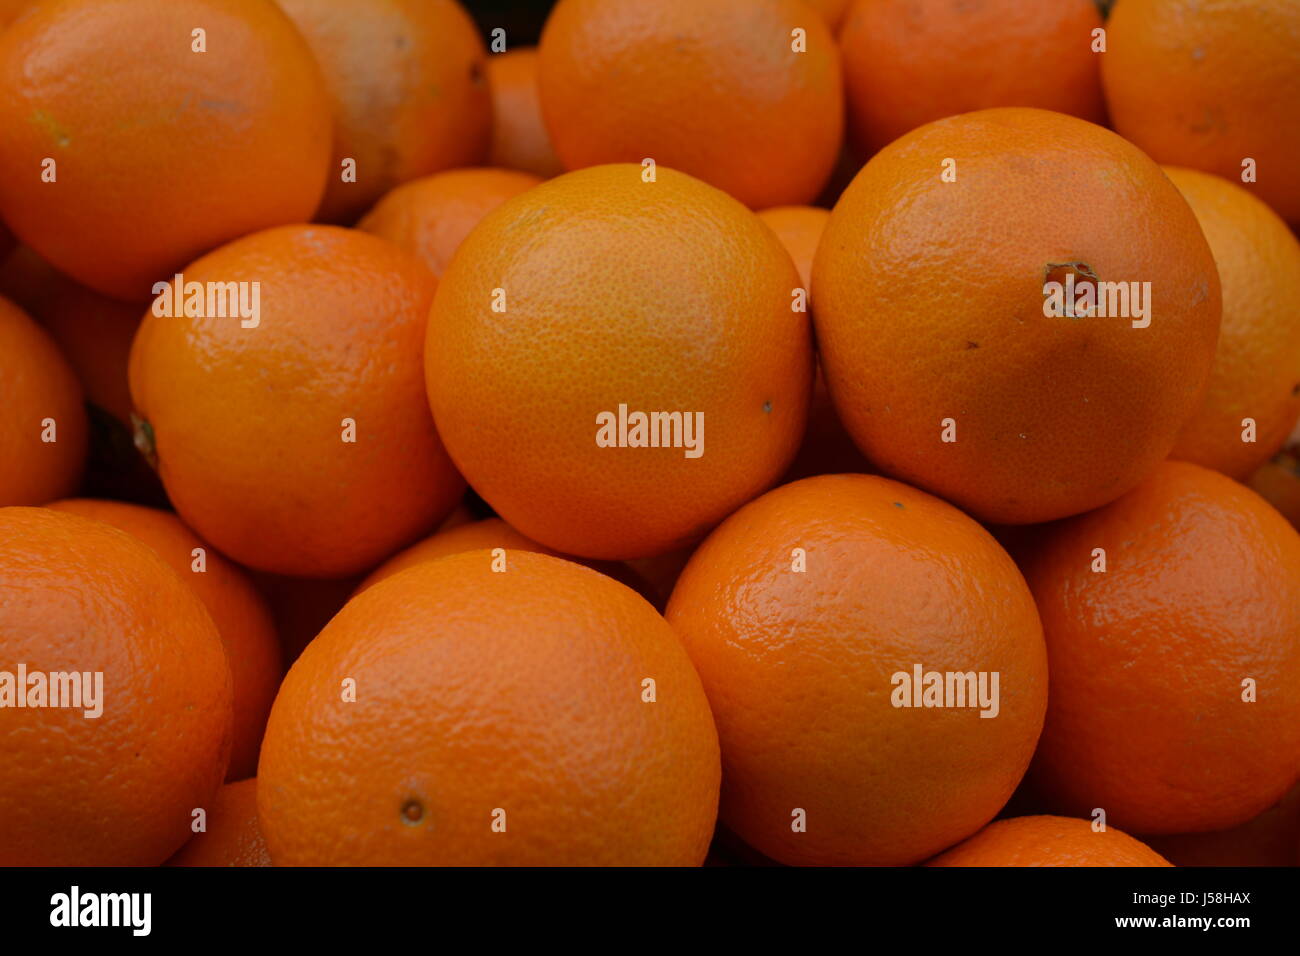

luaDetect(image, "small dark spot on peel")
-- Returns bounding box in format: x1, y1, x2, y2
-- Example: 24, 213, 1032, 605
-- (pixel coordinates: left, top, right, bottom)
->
762, 400, 772, 414
966, 341, 979, 349
401, 799, 425, 825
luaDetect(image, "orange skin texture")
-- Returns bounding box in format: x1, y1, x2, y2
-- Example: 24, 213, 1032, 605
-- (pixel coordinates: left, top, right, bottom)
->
129, 225, 465, 578
1248, 423, 1300, 530
275, 0, 491, 225
666, 474, 1049, 866
1023, 462, 1300, 834
1142, 781, 1300, 868
813, 108, 1222, 525
538, 0, 844, 208
47, 499, 282, 781
1164, 167, 1300, 479
166, 779, 272, 867
840, 0, 1105, 156
0, 508, 232, 865
0, 295, 86, 505
0, 0, 331, 301
805, 0, 852, 32
257, 550, 720, 865
756, 205, 829, 293
927, 816, 1172, 867
1102, 0, 1300, 225
427, 164, 813, 560
357, 167, 543, 279
486, 48, 564, 179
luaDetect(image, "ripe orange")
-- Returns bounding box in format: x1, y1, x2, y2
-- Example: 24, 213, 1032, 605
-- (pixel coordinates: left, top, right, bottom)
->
249, 569, 364, 667
129, 225, 464, 578
0, 0, 330, 301
0, 295, 86, 505
166, 779, 272, 867
0, 1, 30, 30
275, 0, 491, 224
426, 164, 813, 559
1142, 781, 1300, 868
486, 48, 563, 179
813, 108, 1222, 524
804, 0, 851, 33
927, 816, 1172, 867
840, 0, 1105, 156
1164, 167, 1300, 479
357, 168, 542, 279
47, 498, 281, 782
1248, 421, 1300, 530
0, 507, 231, 865
1023, 461, 1300, 834
357, 517, 553, 593
538, 0, 843, 208
756, 206, 829, 293
1102, 0, 1300, 225
666, 474, 1048, 866
258, 550, 720, 865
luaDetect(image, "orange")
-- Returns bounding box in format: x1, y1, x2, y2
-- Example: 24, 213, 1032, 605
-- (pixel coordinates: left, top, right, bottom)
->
257, 550, 720, 865
1142, 781, 1300, 868
0, 243, 60, 317
1022, 461, 1300, 834
0, 1, 31, 30
357, 517, 553, 593
166, 779, 272, 867
486, 48, 563, 179
756, 206, 829, 293
0, 0, 330, 301
538, 0, 843, 208
426, 164, 813, 559
1248, 421, 1300, 530
1164, 167, 1300, 479
357, 167, 542, 279
47, 499, 281, 781
129, 225, 464, 578
927, 816, 1172, 867
840, 0, 1105, 156
0, 295, 86, 505
665, 474, 1048, 866
1102, 0, 1300, 225
813, 108, 1222, 524
0, 507, 231, 865
275, 0, 491, 225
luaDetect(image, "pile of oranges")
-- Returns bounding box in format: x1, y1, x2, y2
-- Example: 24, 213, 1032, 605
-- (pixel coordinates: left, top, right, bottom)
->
1, 0, 1298, 868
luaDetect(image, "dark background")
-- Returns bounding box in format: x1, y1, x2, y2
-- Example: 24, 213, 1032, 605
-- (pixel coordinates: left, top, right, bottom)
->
465, 0, 557, 46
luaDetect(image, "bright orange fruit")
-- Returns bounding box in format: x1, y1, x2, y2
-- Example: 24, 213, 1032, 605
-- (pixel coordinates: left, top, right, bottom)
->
927, 816, 1172, 867
1023, 461, 1300, 834
813, 108, 1222, 524
666, 474, 1048, 866
258, 550, 720, 865
486, 47, 563, 179
166, 779, 272, 867
426, 164, 813, 559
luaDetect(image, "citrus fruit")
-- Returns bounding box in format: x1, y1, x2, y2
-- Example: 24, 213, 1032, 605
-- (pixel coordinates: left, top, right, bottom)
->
357, 167, 542, 279
665, 474, 1048, 866
1022, 461, 1300, 834
0, 294, 86, 505
813, 107, 1222, 524
249, 570, 364, 667
1142, 781, 1300, 868
275, 0, 491, 224
486, 47, 563, 178
538, 0, 843, 208
0, 507, 232, 865
0, 0, 331, 300
356, 516, 553, 593
1163, 167, 1300, 479
47, 498, 281, 781
129, 224, 464, 578
805, 0, 851, 32
1101, 0, 1300, 225
166, 779, 272, 867
426, 164, 813, 560
840, 0, 1105, 156
1248, 421, 1300, 530
257, 550, 720, 865
927, 815, 1172, 867
756, 205, 829, 292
